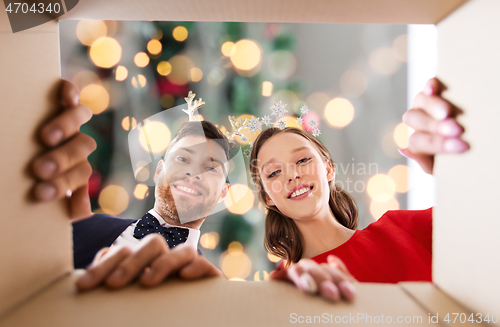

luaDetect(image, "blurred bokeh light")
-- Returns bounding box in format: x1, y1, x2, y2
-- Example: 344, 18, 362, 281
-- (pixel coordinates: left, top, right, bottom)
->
89, 37, 122, 68
99, 185, 130, 216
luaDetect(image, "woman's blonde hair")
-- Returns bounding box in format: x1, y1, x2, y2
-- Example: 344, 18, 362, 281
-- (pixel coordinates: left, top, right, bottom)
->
249, 127, 358, 265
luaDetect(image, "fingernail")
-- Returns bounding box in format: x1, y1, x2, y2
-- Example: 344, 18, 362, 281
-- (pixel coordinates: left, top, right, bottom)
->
321, 282, 340, 302
339, 281, 356, 301
72, 94, 80, 106
77, 273, 94, 288
299, 273, 318, 294
141, 267, 153, 283
66, 189, 72, 198
398, 149, 409, 158
36, 159, 57, 178
34, 183, 57, 200
48, 129, 63, 145
424, 85, 434, 96
438, 121, 462, 137
434, 105, 448, 120
443, 138, 469, 153
108, 268, 125, 284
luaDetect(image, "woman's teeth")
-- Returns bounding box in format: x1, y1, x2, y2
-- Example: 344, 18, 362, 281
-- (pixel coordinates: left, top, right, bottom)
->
290, 187, 310, 198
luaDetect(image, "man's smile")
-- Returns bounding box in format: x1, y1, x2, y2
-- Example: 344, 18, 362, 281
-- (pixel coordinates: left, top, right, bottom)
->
172, 182, 203, 196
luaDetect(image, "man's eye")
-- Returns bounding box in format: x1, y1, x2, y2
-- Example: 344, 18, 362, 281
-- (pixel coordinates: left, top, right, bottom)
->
207, 166, 218, 173
297, 157, 312, 164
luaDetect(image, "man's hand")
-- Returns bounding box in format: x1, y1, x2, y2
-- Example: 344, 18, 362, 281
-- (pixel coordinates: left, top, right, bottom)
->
401, 77, 470, 174
32, 79, 95, 220
76, 234, 222, 291
270, 256, 356, 302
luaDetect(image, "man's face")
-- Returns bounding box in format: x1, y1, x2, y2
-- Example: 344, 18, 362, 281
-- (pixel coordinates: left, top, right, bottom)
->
154, 135, 229, 224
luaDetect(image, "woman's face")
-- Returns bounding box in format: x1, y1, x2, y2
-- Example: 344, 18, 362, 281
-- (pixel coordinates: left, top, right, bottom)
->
256, 132, 335, 221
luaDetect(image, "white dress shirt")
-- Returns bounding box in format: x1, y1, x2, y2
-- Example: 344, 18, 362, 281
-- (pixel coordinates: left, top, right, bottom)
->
110, 209, 201, 250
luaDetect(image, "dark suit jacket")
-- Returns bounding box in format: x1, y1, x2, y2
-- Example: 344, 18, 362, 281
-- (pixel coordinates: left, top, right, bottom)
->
72, 214, 136, 269
72, 214, 203, 269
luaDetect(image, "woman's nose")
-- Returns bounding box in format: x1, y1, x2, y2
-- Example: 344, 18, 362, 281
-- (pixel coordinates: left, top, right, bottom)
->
288, 175, 300, 183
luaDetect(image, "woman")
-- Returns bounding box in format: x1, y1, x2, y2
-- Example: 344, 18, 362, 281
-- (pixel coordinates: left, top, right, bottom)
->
249, 80, 469, 294
250, 126, 432, 284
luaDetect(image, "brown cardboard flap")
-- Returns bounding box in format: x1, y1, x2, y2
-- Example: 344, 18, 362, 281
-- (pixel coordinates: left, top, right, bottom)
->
0, 17, 73, 317
400, 282, 489, 327
435, 0, 500, 322
62, 0, 468, 24
1, 271, 441, 327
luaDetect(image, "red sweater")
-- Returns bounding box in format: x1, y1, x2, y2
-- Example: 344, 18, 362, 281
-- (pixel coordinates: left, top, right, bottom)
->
311, 208, 433, 283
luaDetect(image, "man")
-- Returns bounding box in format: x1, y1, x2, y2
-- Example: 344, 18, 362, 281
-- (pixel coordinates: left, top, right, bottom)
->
73, 120, 231, 268
33, 78, 469, 301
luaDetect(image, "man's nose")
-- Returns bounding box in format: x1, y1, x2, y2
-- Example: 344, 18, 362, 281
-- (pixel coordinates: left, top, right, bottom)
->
185, 171, 201, 180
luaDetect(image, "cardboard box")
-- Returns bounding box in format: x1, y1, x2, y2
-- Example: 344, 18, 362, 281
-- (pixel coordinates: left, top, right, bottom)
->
1, 0, 499, 325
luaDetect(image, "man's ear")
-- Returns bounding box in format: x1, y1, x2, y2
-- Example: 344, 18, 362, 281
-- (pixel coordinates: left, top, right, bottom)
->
218, 183, 230, 203
326, 160, 335, 182
153, 159, 164, 184
265, 192, 275, 207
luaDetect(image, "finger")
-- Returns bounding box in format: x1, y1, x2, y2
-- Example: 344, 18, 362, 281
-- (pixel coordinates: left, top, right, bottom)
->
33, 161, 92, 201
69, 185, 93, 221
33, 133, 97, 180
321, 262, 355, 285
93, 247, 110, 264
59, 79, 81, 108
408, 132, 470, 155
338, 280, 356, 302
287, 263, 318, 294
302, 263, 332, 288
403, 109, 464, 137
105, 234, 170, 288
269, 261, 288, 280
319, 280, 341, 302
139, 245, 198, 287
76, 245, 133, 291
326, 255, 354, 280
412, 92, 454, 121
40, 104, 93, 147
423, 77, 447, 96
399, 148, 434, 174
178, 255, 223, 279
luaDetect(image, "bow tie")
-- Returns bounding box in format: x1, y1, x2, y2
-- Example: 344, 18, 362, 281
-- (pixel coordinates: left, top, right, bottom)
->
133, 213, 190, 249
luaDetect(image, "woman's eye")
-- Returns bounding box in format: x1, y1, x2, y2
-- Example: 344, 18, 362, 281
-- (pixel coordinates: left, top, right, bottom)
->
268, 170, 280, 178
297, 157, 312, 164
177, 157, 189, 163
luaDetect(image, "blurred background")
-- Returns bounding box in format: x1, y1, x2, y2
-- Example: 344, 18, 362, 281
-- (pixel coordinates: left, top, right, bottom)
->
60, 20, 433, 281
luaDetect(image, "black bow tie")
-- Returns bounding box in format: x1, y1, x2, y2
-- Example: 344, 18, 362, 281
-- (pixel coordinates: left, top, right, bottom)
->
133, 213, 190, 248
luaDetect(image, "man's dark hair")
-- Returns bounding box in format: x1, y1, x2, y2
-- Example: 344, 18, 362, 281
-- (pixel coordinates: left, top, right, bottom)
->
168, 121, 231, 162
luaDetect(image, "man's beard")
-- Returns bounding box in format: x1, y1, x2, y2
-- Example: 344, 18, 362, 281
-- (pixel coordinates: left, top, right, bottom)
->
155, 175, 218, 224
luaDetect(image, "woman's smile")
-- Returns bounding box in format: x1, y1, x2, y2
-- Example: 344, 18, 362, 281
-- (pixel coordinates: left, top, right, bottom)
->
287, 184, 314, 200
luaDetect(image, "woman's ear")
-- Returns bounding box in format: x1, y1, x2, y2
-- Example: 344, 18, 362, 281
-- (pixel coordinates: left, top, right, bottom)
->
153, 159, 164, 184
265, 192, 275, 207
326, 160, 335, 182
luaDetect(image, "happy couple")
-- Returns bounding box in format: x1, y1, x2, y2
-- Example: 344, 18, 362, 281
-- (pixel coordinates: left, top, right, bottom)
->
32, 78, 469, 302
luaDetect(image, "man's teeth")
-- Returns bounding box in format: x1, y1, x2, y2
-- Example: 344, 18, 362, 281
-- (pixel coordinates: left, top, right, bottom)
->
176, 185, 200, 195
290, 187, 310, 198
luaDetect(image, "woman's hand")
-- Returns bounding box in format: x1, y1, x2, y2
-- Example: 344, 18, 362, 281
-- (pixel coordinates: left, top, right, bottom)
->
32, 79, 95, 220
401, 77, 469, 174
76, 234, 223, 291
270, 255, 356, 302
